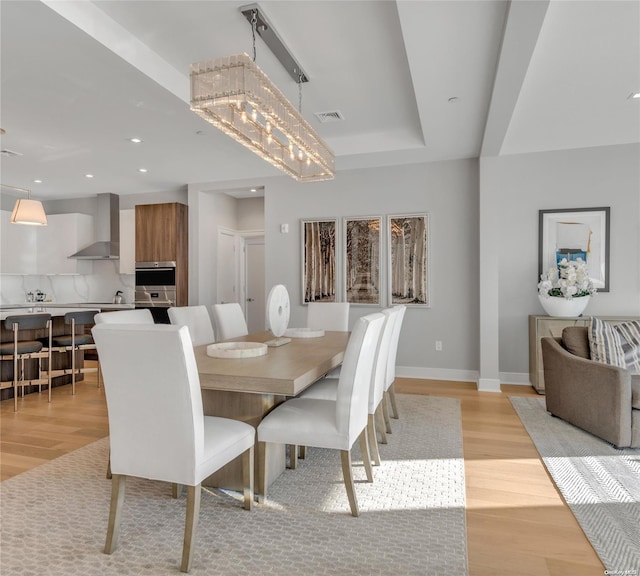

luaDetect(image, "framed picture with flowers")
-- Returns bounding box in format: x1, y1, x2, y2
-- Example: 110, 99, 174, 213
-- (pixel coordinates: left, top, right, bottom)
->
538, 207, 610, 292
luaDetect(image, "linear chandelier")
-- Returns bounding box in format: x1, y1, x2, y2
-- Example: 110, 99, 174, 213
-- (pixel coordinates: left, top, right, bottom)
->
1, 183, 48, 226
189, 7, 334, 182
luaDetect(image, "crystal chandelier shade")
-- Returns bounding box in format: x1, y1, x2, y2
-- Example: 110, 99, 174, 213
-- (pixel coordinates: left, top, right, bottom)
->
190, 53, 335, 182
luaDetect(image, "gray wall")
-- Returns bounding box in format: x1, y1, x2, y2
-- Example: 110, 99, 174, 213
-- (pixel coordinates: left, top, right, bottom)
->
264, 158, 480, 381
485, 143, 640, 380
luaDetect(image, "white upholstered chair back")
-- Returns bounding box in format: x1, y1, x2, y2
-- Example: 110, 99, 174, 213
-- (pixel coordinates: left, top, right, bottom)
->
168, 305, 215, 346
92, 324, 204, 486
94, 308, 154, 325
211, 303, 249, 340
369, 309, 396, 412
336, 312, 385, 442
385, 305, 406, 390
307, 302, 350, 331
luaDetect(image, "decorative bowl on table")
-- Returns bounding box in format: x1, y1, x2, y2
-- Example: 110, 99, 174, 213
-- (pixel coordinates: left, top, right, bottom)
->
283, 328, 325, 338
206, 342, 268, 358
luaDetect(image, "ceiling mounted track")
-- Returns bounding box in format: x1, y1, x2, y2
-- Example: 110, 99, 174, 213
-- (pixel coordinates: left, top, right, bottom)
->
239, 3, 309, 83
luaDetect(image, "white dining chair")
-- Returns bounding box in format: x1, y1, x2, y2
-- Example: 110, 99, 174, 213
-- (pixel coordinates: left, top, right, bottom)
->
168, 305, 215, 346
307, 302, 350, 380
382, 305, 407, 433
299, 307, 397, 465
211, 303, 248, 340
94, 308, 154, 325
92, 323, 255, 573
306, 302, 350, 331
257, 312, 385, 517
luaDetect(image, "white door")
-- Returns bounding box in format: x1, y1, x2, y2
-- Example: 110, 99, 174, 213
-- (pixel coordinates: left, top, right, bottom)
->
218, 229, 238, 304
244, 236, 265, 333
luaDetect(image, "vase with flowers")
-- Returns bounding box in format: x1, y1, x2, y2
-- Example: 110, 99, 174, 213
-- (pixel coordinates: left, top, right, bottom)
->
537, 258, 596, 317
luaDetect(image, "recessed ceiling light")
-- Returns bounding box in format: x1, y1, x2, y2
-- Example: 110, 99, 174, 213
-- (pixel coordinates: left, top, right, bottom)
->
138, 168, 148, 173
33, 179, 42, 184
129, 137, 143, 143
629, 92, 640, 99
250, 188, 257, 192
85, 174, 94, 178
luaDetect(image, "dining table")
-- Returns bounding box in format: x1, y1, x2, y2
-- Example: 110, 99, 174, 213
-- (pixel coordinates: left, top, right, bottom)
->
193, 329, 350, 493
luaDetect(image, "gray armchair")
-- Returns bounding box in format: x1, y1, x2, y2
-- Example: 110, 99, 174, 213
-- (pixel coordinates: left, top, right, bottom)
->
541, 326, 639, 448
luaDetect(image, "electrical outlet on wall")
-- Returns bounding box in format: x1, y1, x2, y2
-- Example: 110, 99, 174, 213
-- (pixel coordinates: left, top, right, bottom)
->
435, 340, 443, 351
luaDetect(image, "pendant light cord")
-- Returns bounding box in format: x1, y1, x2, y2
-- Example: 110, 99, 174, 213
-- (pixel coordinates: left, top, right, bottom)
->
251, 10, 258, 62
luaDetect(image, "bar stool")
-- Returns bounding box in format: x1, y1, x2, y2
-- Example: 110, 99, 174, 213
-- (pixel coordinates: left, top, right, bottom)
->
0, 314, 52, 411
50, 310, 100, 394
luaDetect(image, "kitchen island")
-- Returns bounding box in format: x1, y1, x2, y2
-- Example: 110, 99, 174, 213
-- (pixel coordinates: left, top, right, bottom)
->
0, 305, 131, 402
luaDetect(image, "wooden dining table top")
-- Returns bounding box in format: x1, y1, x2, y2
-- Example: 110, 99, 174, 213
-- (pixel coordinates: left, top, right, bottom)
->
193, 330, 350, 396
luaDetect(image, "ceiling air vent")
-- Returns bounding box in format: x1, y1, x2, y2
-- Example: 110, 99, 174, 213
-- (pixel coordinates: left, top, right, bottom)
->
0, 149, 23, 158
314, 110, 345, 123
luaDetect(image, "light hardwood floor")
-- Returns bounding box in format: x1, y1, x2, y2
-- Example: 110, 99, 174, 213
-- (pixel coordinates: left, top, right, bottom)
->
0, 369, 604, 576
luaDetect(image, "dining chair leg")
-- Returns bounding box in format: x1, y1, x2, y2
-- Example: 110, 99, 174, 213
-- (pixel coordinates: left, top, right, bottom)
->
104, 474, 126, 554
367, 414, 381, 466
172, 483, 183, 499
340, 450, 359, 517
242, 446, 254, 511
106, 452, 112, 480
376, 405, 387, 444
382, 391, 392, 434
258, 441, 268, 503
181, 484, 201, 573
288, 444, 298, 469
358, 429, 374, 483
389, 383, 399, 419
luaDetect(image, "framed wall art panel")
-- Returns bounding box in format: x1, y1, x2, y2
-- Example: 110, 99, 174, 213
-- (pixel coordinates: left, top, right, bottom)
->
538, 207, 610, 291
344, 216, 381, 305
301, 219, 338, 303
388, 213, 430, 306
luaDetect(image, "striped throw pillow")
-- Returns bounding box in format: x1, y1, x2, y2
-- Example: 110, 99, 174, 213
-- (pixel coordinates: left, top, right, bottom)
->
612, 320, 640, 374
588, 317, 626, 369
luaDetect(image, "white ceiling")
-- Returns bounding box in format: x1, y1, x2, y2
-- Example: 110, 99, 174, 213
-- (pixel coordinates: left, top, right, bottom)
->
1, 0, 638, 201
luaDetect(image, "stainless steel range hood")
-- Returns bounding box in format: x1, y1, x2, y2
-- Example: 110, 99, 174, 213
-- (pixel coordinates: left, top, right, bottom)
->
69, 193, 120, 260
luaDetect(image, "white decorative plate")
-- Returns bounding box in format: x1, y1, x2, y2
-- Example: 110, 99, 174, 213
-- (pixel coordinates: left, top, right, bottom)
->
283, 328, 325, 338
267, 284, 290, 338
206, 342, 268, 358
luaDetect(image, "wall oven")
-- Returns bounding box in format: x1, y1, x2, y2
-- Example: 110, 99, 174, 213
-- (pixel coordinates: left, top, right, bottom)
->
134, 261, 177, 323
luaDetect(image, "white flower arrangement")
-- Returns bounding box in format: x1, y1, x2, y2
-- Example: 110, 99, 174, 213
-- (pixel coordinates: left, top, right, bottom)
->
538, 258, 597, 299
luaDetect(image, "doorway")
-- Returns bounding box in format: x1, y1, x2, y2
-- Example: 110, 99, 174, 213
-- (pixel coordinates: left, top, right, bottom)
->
217, 228, 238, 305
243, 235, 265, 333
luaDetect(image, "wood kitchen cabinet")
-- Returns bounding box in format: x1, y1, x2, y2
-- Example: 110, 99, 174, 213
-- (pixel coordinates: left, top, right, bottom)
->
135, 203, 188, 305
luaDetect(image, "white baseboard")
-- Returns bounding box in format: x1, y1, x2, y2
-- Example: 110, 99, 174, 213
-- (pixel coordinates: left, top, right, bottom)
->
499, 372, 532, 386
477, 378, 501, 393
396, 366, 532, 390
397, 366, 479, 383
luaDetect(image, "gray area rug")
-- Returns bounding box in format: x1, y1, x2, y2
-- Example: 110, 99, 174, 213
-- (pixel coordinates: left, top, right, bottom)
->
510, 396, 640, 573
0, 395, 467, 575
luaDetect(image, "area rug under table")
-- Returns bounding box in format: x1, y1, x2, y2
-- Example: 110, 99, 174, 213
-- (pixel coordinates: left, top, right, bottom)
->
510, 396, 640, 573
0, 394, 467, 576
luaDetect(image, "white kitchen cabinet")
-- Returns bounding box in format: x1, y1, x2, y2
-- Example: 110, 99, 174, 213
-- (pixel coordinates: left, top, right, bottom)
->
0, 210, 38, 274
118, 209, 135, 274
1, 211, 93, 275
36, 214, 94, 275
